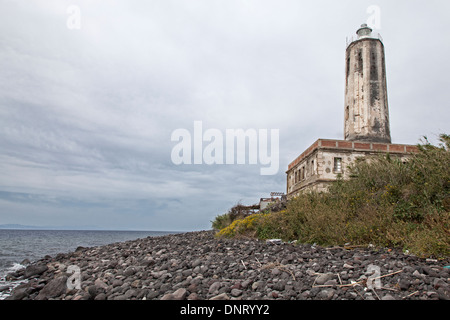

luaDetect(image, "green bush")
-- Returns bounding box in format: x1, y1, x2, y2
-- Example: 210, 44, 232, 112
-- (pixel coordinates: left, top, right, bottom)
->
211, 212, 234, 231
211, 202, 259, 230
213, 134, 450, 258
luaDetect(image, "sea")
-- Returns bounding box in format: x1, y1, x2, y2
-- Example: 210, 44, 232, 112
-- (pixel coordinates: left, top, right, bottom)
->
0, 229, 178, 299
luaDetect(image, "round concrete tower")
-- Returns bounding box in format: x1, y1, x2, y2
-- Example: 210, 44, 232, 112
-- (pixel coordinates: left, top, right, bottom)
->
344, 24, 391, 143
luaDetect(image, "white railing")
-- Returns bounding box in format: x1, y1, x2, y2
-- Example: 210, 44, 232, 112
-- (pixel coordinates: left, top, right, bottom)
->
346, 32, 383, 48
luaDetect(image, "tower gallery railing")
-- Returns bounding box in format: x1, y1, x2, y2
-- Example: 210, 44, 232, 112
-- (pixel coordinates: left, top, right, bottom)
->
346, 32, 383, 48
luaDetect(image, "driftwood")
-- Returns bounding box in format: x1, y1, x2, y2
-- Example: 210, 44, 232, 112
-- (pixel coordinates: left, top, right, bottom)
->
402, 290, 419, 299
312, 269, 403, 288
312, 269, 407, 300
259, 261, 296, 281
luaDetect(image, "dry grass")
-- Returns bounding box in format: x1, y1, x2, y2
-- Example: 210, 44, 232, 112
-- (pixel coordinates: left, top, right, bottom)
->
214, 134, 450, 258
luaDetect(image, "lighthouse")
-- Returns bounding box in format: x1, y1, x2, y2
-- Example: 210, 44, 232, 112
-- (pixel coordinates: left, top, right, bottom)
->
344, 24, 391, 143
285, 24, 419, 198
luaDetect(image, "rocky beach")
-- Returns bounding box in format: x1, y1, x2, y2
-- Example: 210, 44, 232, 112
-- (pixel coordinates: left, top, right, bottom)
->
2, 230, 449, 301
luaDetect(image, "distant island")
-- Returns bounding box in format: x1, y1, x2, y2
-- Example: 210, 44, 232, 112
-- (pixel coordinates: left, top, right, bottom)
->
0, 224, 104, 230
0, 224, 180, 232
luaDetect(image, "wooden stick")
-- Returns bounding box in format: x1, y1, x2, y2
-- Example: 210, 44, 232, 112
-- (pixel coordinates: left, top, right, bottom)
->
312, 281, 363, 288
344, 245, 367, 250
380, 286, 399, 292
402, 290, 419, 299
280, 266, 296, 281
312, 275, 318, 287
241, 260, 247, 270
312, 270, 403, 289
337, 273, 343, 285
353, 287, 365, 300
371, 288, 381, 300
372, 269, 403, 280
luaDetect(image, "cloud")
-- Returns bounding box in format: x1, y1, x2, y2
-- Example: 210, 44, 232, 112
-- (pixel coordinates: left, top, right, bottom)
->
0, 0, 449, 230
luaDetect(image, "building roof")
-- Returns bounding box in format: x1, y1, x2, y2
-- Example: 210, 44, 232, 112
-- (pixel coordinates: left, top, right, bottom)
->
287, 139, 419, 171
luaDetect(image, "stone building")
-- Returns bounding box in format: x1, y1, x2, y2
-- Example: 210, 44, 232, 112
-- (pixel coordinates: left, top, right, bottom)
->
286, 24, 418, 198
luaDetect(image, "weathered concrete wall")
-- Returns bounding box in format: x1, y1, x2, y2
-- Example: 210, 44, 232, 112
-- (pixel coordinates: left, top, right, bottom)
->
286, 139, 418, 199
344, 38, 391, 143
287, 150, 320, 196
287, 149, 363, 197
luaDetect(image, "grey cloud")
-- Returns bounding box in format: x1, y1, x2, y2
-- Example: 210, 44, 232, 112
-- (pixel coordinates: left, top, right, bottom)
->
0, 0, 449, 230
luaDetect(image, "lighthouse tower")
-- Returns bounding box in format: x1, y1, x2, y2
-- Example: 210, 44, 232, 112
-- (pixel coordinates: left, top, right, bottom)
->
344, 24, 391, 143
286, 24, 419, 198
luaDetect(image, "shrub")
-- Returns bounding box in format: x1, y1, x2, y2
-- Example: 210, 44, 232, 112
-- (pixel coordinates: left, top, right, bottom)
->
216, 213, 262, 238
211, 202, 258, 230
213, 134, 450, 258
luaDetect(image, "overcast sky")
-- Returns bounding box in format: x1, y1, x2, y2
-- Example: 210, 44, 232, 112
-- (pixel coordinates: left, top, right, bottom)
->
0, 0, 449, 231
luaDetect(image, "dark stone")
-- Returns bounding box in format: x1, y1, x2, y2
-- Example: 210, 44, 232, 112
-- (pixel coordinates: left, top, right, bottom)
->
6, 230, 448, 301
9, 287, 29, 300
0, 285, 11, 293
399, 278, 410, 291
273, 281, 286, 291
124, 289, 137, 299
146, 290, 160, 299
35, 276, 68, 300
112, 279, 123, 288
94, 293, 107, 300
437, 287, 450, 300
123, 267, 136, 277
422, 267, 438, 277
88, 285, 98, 298
24, 264, 48, 278
317, 289, 335, 300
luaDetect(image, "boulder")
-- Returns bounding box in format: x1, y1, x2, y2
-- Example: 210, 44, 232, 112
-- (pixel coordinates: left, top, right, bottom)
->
35, 276, 68, 300
315, 273, 334, 285
172, 288, 187, 300
209, 293, 230, 300
317, 289, 335, 300
24, 264, 48, 278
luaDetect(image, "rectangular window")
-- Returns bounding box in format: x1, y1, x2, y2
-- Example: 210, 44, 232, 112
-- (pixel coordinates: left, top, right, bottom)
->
334, 157, 342, 173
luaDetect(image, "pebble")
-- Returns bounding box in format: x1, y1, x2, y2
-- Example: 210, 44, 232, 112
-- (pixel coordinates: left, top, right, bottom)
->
315, 273, 334, 285
172, 288, 187, 300
3, 230, 449, 300
317, 289, 335, 300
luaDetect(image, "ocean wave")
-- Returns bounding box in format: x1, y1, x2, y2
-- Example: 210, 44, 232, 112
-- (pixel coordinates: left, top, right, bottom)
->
0, 262, 25, 277
8, 263, 26, 273
0, 263, 28, 300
